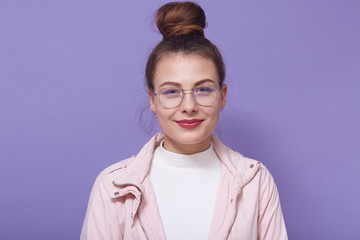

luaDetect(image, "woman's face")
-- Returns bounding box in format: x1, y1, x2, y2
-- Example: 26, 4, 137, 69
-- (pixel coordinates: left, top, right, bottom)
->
149, 53, 227, 154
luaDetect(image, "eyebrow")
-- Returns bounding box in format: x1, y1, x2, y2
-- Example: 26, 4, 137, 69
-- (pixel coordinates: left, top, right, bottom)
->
159, 79, 216, 88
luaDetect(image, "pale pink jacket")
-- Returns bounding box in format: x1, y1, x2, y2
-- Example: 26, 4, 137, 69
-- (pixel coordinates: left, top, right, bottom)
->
81, 133, 288, 240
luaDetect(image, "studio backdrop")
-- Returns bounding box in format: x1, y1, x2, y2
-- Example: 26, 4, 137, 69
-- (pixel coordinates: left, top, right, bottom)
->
0, 0, 359, 239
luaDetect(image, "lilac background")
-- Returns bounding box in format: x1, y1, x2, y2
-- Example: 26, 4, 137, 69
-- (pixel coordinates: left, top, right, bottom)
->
0, 0, 359, 239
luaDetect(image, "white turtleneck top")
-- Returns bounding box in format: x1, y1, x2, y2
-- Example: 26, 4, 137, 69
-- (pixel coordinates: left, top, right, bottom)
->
149, 141, 221, 240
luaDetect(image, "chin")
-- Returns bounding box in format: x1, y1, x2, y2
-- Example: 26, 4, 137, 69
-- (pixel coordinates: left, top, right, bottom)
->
173, 130, 212, 145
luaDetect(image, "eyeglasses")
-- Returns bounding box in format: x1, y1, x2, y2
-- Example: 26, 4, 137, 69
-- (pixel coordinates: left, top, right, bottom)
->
153, 84, 221, 109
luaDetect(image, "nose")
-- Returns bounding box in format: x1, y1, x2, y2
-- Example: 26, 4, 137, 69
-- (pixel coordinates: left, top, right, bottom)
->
180, 90, 197, 113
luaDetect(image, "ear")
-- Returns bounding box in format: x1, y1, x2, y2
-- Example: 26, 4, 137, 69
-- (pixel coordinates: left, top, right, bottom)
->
220, 84, 227, 110
148, 89, 156, 113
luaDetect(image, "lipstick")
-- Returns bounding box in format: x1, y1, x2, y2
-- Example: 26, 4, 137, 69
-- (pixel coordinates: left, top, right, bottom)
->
175, 119, 203, 129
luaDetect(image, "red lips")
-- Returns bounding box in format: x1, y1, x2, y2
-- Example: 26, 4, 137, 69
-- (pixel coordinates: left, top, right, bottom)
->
175, 119, 203, 129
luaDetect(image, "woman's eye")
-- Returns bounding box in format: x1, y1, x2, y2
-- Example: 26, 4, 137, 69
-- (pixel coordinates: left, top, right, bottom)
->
195, 86, 214, 94
161, 88, 181, 96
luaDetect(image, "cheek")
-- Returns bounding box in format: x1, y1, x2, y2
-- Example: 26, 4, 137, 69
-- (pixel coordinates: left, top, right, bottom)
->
203, 108, 221, 124
210, 110, 220, 122
155, 108, 176, 125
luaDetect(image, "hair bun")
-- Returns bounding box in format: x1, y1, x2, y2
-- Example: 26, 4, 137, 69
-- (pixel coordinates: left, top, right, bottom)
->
156, 1, 207, 39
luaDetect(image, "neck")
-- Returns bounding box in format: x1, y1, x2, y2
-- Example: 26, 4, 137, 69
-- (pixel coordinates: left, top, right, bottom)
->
162, 135, 212, 155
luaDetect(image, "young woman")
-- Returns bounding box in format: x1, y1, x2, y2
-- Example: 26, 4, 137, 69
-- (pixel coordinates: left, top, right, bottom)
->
81, 2, 288, 239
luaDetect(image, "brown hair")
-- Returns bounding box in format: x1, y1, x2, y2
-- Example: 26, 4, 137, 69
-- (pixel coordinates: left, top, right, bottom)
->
146, 1, 226, 91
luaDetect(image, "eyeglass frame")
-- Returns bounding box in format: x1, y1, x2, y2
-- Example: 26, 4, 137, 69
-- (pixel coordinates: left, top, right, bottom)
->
152, 85, 222, 109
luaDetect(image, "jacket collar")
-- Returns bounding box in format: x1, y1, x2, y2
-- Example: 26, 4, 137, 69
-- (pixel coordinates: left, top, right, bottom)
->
211, 134, 261, 190
113, 132, 258, 188
111, 133, 162, 196
110, 132, 261, 232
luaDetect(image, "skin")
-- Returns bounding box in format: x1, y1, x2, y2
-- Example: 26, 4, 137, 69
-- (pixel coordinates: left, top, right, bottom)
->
149, 53, 227, 154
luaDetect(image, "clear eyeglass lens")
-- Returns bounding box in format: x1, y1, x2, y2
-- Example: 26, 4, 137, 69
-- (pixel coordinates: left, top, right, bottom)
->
193, 85, 217, 106
159, 85, 218, 109
159, 88, 182, 109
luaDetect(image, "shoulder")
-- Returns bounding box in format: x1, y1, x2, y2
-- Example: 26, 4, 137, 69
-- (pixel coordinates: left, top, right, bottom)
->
102, 157, 135, 175
214, 139, 274, 186
228, 149, 260, 171
92, 157, 136, 194
231, 150, 275, 182
212, 135, 259, 171
100, 157, 135, 178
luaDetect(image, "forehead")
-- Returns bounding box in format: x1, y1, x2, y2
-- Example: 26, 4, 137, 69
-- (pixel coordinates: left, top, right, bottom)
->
153, 53, 219, 88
